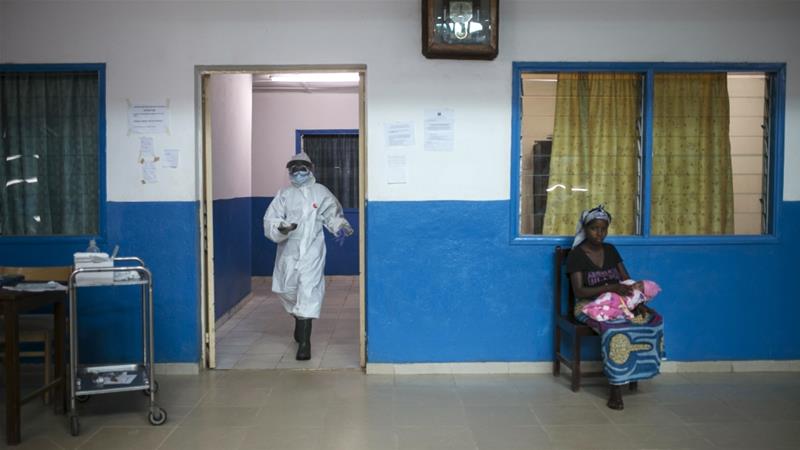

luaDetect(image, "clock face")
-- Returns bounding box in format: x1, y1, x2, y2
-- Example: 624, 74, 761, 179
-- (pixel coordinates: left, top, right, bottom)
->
449, 1, 473, 21
448, 1, 474, 40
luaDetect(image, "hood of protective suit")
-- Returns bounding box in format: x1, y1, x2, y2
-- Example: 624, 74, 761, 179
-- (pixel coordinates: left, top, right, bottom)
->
286, 151, 313, 168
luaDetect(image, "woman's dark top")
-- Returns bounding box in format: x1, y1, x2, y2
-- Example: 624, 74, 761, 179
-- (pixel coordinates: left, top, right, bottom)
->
566, 243, 624, 294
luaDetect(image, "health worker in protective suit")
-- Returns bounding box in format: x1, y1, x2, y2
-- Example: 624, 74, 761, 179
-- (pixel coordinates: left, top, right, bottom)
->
263, 152, 354, 360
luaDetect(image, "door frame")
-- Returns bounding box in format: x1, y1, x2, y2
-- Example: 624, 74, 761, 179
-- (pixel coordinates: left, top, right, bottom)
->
194, 65, 368, 369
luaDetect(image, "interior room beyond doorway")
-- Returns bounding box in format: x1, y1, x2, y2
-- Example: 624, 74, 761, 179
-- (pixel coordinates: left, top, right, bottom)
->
216, 275, 360, 369
201, 68, 364, 370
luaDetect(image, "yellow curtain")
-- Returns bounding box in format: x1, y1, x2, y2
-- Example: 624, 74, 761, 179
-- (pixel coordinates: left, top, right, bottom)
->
651, 73, 733, 235
542, 73, 641, 235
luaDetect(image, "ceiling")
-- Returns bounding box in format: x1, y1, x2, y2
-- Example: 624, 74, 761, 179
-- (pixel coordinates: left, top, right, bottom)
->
252, 74, 359, 93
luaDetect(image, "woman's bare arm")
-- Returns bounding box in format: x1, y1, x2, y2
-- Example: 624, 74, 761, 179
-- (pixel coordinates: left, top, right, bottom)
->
617, 262, 631, 280
570, 271, 634, 299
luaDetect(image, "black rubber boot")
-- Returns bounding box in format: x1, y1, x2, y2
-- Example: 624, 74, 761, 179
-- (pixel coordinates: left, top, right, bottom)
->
295, 318, 312, 361
293, 317, 301, 343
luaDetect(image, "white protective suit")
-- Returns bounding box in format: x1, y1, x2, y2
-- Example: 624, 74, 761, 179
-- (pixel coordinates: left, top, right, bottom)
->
263, 175, 350, 319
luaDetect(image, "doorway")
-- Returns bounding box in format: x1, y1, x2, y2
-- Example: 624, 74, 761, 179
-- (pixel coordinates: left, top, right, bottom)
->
196, 66, 367, 370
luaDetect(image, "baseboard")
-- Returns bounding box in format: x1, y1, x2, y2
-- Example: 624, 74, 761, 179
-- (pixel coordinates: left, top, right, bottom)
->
251, 276, 271, 286
366, 360, 800, 375
366, 362, 555, 375
154, 363, 200, 375
661, 360, 800, 373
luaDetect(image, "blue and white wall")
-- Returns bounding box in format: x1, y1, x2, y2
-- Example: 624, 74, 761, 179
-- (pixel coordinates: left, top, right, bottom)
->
251, 91, 359, 276
1, 0, 798, 367
210, 74, 253, 321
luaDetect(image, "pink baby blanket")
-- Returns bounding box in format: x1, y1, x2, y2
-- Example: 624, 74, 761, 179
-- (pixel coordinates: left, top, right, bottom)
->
581, 280, 661, 322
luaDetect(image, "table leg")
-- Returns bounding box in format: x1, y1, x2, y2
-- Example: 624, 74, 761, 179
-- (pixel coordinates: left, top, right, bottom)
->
54, 300, 66, 415
4, 303, 21, 445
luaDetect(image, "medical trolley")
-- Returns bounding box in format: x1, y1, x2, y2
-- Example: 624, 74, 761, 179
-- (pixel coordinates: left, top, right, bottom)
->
67, 257, 166, 436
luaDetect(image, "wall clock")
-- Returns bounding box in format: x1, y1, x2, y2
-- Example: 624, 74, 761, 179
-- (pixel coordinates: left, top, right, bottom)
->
422, 0, 499, 60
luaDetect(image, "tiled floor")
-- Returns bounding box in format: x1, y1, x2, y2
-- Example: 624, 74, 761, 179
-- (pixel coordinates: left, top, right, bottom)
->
214, 276, 360, 370
3, 371, 800, 449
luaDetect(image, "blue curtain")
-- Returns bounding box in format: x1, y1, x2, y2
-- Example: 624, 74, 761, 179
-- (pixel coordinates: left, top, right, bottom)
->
0, 71, 99, 235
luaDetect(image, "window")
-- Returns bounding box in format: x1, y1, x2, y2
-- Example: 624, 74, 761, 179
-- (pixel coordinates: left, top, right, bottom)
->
513, 63, 783, 240
0, 64, 105, 237
298, 131, 359, 209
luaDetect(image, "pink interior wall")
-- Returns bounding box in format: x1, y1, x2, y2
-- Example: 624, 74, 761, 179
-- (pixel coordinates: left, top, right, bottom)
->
251, 91, 358, 197
210, 74, 253, 200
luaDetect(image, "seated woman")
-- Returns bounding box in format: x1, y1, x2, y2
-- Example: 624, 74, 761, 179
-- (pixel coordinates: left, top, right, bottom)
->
566, 205, 665, 410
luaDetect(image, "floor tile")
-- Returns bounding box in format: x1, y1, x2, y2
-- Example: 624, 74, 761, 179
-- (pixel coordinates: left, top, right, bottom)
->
239, 425, 324, 450
256, 402, 328, 428
214, 276, 361, 371
464, 405, 539, 428
9, 367, 800, 449
601, 404, 684, 425
321, 426, 398, 450
218, 331, 262, 347
393, 403, 467, 428
215, 354, 241, 370
532, 403, 610, 426
723, 397, 800, 422
471, 425, 552, 450
689, 421, 800, 449
324, 403, 394, 429
666, 399, 752, 423
246, 341, 291, 355
396, 426, 477, 450
78, 426, 175, 450
616, 424, 713, 449
543, 424, 637, 449
198, 386, 271, 407
157, 425, 248, 450
181, 406, 261, 428
217, 341, 252, 351
234, 354, 284, 370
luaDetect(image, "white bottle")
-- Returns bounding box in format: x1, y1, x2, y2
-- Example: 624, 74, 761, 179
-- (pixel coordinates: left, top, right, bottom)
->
86, 239, 100, 253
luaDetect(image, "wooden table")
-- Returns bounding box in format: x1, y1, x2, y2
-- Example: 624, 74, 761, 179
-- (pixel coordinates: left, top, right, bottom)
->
1, 288, 67, 446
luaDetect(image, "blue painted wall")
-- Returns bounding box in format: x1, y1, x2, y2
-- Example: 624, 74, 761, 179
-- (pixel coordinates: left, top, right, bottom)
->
0, 201, 201, 364
4, 199, 798, 365
212, 197, 252, 320
251, 197, 277, 277
251, 196, 359, 276
366, 200, 800, 363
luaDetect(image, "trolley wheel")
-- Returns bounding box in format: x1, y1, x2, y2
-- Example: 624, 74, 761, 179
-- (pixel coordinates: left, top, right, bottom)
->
70, 415, 80, 436
76, 395, 90, 403
148, 407, 167, 426
143, 380, 159, 395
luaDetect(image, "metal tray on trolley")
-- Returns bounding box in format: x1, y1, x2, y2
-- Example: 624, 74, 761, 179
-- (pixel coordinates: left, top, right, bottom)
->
75, 364, 153, 396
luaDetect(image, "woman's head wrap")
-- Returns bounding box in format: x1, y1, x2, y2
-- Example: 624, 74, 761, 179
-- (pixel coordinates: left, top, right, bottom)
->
572, 204, 612, 248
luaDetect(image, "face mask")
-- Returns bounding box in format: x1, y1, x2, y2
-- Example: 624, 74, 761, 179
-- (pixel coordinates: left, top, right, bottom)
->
290, 169, 311, 185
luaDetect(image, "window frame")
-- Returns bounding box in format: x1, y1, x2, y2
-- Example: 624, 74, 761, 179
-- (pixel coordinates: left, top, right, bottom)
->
0, 63, 107, 244
510, 62, 785, 246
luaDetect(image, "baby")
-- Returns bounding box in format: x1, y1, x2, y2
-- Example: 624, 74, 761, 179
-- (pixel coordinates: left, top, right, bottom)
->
581, 280, 661, 322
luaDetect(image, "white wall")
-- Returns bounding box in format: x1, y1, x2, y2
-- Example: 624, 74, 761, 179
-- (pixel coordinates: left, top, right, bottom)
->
252, 91, 359, 197
1, 1, 798, 202
209, 74, 253, 200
